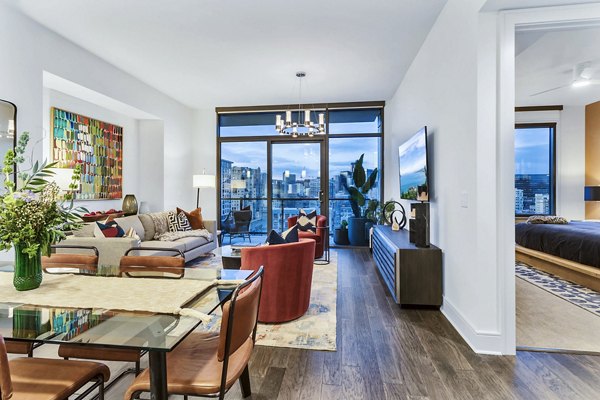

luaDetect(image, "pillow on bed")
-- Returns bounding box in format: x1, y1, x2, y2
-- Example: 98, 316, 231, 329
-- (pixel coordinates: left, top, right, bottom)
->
526, 215, 568, 224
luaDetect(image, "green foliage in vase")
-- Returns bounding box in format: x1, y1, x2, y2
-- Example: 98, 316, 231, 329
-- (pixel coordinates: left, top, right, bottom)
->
343, 153, 378, 218
0, 132, 86, 258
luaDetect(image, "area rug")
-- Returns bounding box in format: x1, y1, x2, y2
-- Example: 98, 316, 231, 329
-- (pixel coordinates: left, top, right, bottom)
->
192, 250, 338, 351
516, 262, 600, 317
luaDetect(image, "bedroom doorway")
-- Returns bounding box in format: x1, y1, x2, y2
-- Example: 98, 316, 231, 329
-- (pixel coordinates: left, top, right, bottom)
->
512, 14, 600, 354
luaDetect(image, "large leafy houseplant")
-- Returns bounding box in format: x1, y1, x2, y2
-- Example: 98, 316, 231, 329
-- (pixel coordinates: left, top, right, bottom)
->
0, 132, 85, 290
343, 154, 378, 245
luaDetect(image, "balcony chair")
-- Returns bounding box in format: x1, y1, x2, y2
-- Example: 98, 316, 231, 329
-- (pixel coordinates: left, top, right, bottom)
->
124, 267, 264, 400
0, 334, 110, 400
241, 239, 315, 323
287, 214, 327, 259
222, 210, 253, 244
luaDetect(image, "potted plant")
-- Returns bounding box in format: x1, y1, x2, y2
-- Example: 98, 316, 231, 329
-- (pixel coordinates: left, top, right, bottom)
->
334, 219, 350, 245
343, 154, 378, 246
0, 132, 85, 291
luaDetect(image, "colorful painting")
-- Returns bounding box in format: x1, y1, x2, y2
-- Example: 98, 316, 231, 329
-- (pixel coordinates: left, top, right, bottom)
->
51, 107, 123, 200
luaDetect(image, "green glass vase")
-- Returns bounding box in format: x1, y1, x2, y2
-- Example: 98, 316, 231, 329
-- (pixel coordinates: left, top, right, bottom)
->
13, 243, 43, 291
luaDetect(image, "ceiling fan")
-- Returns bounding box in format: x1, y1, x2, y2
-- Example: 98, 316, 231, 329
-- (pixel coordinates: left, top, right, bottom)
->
530, 61, 600, 97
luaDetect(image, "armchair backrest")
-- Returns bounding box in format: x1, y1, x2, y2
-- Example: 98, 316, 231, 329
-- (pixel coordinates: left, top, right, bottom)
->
0, 336, 13, 400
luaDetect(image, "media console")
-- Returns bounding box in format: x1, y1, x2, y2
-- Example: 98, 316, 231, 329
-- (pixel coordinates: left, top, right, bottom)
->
372, 225, 442, 306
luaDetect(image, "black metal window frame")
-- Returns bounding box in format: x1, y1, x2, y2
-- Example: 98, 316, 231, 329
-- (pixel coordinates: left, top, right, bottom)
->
514, 122, 557, 217
216, 102, 385, 236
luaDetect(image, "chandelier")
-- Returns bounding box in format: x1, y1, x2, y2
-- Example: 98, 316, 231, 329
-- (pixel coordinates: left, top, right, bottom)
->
275, 72, 325, 137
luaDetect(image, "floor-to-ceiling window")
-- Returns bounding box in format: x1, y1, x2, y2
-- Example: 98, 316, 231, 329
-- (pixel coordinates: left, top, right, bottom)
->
216, 102, 384, 245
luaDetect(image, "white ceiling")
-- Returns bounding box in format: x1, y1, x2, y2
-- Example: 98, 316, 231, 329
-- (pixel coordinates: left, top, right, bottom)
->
516, 26, 600, 106
482, 0, 600, 12
6, 0, 447, 109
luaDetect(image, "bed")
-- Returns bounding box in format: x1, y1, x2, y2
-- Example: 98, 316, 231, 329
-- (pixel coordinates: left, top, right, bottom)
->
515, 221, 600, 292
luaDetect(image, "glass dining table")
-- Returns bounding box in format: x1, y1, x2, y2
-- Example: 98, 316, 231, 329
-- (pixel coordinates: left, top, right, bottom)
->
0, 264, 253, 400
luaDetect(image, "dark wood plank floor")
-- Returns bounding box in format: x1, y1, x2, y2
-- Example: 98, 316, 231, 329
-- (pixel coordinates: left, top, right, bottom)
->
220, 248, 600, 399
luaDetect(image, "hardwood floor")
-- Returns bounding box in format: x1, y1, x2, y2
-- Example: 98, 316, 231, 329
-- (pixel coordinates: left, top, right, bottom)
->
29, 248, 600, 399
226, 248, 600, 400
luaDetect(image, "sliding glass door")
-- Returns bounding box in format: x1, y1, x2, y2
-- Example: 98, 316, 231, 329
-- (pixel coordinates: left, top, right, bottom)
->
271, 142, 323, 231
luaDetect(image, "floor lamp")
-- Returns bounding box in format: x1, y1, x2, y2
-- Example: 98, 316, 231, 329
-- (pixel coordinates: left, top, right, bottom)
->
193, 173, 215, 208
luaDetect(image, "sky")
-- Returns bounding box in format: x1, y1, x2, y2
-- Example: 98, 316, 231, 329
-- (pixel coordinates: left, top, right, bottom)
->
515, 127, 551, 175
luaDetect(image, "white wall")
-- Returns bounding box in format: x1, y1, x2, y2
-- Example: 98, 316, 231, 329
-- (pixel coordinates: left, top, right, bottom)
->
42, 88, 141, 212
192, 109, 218, 220
138, 120, 165, 213
0, 2, 195, 212
385, 0, 512, 354
515, 107, 586, 220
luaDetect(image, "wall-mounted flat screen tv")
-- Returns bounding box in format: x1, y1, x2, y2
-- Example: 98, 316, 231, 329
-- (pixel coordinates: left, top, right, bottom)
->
399, 126, 429, 201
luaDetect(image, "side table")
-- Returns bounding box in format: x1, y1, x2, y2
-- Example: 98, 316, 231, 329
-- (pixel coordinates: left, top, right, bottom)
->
314, 225, 330, 265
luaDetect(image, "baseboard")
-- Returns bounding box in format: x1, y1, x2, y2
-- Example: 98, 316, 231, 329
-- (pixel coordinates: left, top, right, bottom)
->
441, 297, 506, 355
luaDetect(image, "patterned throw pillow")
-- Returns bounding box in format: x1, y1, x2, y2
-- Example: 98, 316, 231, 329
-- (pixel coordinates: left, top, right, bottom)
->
526, 215, 569, 224
149, 211, 171, 239
176, 207, 205, 230
296, 209, 317, 233
94, 221, 125, 238
124, 227, 141, 242
266, 225, 299, 245
167, 211, 192, 232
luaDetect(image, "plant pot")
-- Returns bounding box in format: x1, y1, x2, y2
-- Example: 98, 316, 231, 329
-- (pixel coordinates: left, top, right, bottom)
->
348, 217, 369, 246
13, 243, 42, 291
333, 228, 350, 245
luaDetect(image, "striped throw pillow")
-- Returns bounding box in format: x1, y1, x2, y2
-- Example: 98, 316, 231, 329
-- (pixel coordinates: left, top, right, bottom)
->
296, 209, 317, 233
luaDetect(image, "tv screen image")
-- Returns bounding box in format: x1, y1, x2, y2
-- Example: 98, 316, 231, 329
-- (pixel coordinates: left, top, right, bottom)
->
398, 127, 429, 201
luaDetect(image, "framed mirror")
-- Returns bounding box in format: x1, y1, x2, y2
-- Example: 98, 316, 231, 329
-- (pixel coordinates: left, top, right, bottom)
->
0, 99, 16, 194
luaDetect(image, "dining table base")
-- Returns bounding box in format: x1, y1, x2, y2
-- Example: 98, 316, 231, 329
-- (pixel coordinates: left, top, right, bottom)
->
149, 351, 168, 400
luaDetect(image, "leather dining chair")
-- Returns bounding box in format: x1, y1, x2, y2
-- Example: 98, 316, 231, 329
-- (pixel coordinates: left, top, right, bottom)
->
41, 244, 99, 275
0, 334, 110, 400
50, 245, 142, 392
119, 247, 186, 279
124, 267, 264, 400
3, 341, 33, 357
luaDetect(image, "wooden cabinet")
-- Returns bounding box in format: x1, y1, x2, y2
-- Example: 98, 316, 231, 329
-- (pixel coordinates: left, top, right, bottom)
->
372, 225, 442, 307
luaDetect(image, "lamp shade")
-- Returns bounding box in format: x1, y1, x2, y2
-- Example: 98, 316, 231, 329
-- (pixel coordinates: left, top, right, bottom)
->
585, 186, 600, 201
48, 168, 76, 191
193, 174, 215, 188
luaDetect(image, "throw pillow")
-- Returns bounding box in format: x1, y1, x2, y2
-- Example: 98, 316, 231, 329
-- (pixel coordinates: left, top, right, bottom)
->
73, 223, 95, 237
266, 225, 299, 245
94, 221, 125, 238
526, 215, 569, 224
149, 211, 171, 239
296, 208, 317, 233
124, 227, 142, 243
176, 207, 205, 230
138, 214, 156, 241
167, 211, 192, 232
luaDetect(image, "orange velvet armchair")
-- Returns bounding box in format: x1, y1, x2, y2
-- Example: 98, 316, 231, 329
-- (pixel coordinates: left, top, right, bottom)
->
241, 239, 315, 323
287, 214, 327, 259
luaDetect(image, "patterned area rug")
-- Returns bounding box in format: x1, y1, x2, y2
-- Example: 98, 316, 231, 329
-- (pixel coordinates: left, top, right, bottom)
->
516, 262, 600, 316
191, 250, 338, 351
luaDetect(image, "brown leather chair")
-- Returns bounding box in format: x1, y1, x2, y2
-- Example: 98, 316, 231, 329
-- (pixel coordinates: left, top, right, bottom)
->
119, 247, 186, 279
0, 334, 109, 400
125, 267, 264, 400
4, 341, 33, 357
54, 245, 142, 392
41, 245, 99, 274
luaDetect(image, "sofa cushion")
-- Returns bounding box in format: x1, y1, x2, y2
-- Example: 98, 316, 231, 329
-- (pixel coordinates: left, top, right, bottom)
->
114, 216, 145, 239
167, 211, 192, 232
139, 240, 186, 253
296, 209, 317, 233
174, 236, 209, 252
94, 221, 125, 238
138, 214, 156, 241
